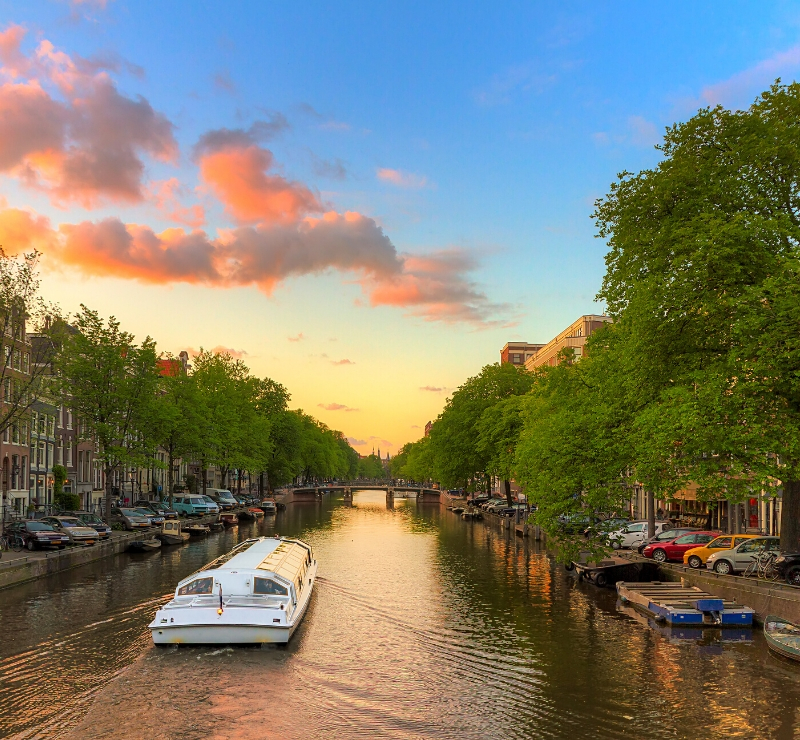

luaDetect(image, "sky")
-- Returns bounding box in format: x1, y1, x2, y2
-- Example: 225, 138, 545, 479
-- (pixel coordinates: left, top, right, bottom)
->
0, 1, 798, 455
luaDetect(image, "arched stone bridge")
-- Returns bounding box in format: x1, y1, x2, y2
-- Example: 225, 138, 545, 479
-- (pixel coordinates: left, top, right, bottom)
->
284, 483, 441, 503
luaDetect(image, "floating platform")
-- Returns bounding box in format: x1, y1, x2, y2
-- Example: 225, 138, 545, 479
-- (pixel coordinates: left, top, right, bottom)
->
617, 581, 754, 627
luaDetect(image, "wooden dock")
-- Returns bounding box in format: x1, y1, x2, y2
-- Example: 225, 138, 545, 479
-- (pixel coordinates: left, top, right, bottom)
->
617, 581, 754, 626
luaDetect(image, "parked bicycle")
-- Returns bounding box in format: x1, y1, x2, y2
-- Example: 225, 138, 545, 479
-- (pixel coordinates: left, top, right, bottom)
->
0, 533, 23, 556
743, 550, 780, 581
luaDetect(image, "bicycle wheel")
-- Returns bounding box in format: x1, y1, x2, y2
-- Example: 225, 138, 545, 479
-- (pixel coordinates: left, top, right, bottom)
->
743, 557, 759, 578
11, 536, 23, 552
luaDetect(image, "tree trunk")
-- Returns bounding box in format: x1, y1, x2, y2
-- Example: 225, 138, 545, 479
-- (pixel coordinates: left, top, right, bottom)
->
258, 472, 264, 498
202, 462, 207, 496
236, 470, 241, 497
104, 464, 114, 524
780, 478, 800, 552
503, 479, 513, 506
647, 489, 655, 540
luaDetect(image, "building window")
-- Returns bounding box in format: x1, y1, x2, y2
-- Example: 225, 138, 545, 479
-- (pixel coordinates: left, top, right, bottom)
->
511, 353, 522, 363
23, 353, 29, 373
11, 424, 18, 445
49, 417, 55, 437
49, 443, 54, 468
38, 415, 44, 434
65, 442, 72, 467
2, 427, 7, 444
57, 438, 63, 465
67, 410, 73, 430
20, 421, 27, 446
38, 441, 44, 468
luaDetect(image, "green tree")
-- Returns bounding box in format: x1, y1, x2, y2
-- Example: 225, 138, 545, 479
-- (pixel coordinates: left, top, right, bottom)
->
58, 306, 160, 522
191, 350, 253, 493
151, 363, 204, 507
429, 363, 533, 490
476, 395, 526, 504
592, 81, 800, 551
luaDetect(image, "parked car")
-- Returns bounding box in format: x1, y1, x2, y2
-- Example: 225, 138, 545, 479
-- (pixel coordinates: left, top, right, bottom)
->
682, 534, 760, 569
170, 495, 211, 517
705, 536, 781, 575
642, 531, 720, 562
201, 496, 220, 515
636, 527, 700, 554
133, 508, 165, 526
111, 507, 152, 530
774, 552, 800, 586
41, 516, 100, 546
484, 500, 511, 513
260, 499, 277, 514
497, 504, 530, 518
609, 521, 672, 550
134, 500, 178, 520
6, 520, 68, 550
63, 511, 112, 539
480, 498, 506, 511
206, 489, 238, 510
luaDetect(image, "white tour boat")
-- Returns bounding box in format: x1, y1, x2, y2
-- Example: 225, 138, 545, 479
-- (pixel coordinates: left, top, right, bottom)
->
149, 536, 316, 645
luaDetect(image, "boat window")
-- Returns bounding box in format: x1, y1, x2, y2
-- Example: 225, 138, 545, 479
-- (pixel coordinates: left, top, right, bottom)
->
254, 577, 289, 596
178, 577, 214, 596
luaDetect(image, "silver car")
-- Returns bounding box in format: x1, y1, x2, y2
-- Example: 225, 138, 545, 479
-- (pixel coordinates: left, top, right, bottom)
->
112, 507, 152, 530
133, 508, 165, 525
705, 536, 780, 574
202, 496, 220, 514
41, 516, 99, 545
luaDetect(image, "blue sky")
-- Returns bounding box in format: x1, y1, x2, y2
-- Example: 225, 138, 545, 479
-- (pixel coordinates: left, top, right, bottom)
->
0, 0, 798, 451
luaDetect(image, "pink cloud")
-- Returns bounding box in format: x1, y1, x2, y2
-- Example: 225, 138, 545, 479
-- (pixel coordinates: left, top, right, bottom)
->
317, 403, 358, 412
376, 167, 428, 189
288, 333, 305, 342
149, 178, 205, 228
183, 346, 248, 359
0, 26, 176, 207
419, 385, 444, 392
194, 126, 318, 224
330, 358, 355, 366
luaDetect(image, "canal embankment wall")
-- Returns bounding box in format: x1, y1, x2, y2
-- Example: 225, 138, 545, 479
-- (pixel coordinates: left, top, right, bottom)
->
0, 512, 224, 591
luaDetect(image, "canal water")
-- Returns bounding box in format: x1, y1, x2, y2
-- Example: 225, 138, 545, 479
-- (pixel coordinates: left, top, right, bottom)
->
1, 491, 800, 740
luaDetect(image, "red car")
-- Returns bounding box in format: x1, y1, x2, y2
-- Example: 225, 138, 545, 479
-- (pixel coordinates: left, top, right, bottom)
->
642, 531, 720, 563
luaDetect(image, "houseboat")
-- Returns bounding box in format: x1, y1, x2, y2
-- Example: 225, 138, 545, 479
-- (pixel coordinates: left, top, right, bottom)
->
149, 536, 317, 645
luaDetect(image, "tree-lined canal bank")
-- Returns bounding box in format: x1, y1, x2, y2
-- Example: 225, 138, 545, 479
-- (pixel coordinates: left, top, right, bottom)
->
2, 491, 800, 740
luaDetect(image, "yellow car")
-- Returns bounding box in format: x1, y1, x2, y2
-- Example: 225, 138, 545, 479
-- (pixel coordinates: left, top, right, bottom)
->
683, 533, 760, 569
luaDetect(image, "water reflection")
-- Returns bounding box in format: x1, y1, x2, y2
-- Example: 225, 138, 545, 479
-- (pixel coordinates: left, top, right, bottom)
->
0, 490, 798, 739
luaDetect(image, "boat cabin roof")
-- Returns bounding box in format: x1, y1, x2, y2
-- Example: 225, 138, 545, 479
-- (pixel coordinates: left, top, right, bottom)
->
184, 537, 312, 579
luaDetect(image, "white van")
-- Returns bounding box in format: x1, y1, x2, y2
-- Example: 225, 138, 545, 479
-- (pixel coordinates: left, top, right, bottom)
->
206, 488, 238, 510
609, 521, 672, 550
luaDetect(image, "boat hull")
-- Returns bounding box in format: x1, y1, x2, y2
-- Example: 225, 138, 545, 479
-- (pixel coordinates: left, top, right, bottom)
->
765, 615, 800, 662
